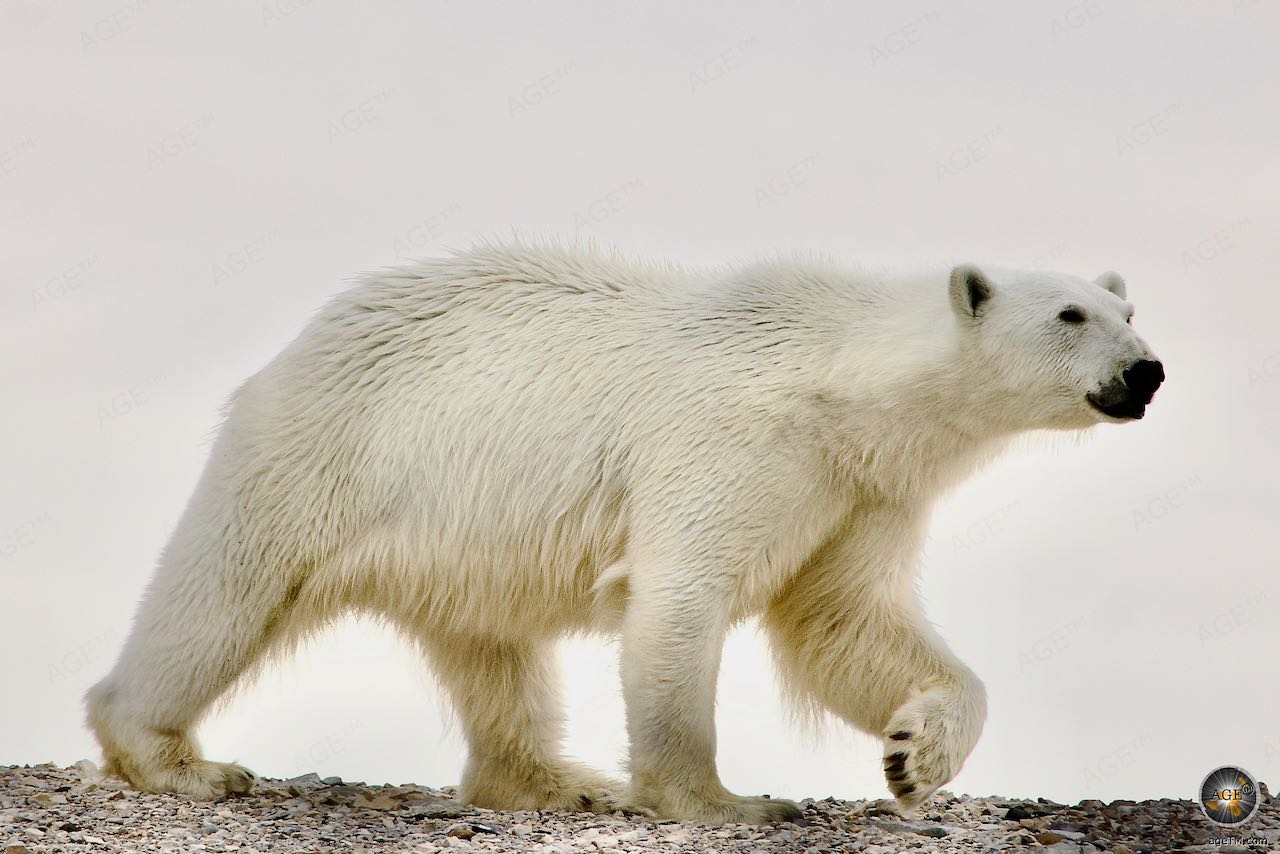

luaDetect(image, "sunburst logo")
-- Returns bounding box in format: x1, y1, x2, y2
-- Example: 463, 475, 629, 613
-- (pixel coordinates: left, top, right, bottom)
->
1198, 766, 1261, 827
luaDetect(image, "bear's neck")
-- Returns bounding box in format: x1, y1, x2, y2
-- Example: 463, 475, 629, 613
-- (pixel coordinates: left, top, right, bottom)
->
810, 352, 1021, 505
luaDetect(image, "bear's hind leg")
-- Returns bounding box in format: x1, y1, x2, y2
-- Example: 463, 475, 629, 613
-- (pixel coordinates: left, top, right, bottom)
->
422, 633, 620, 813
86, 542, 313, 799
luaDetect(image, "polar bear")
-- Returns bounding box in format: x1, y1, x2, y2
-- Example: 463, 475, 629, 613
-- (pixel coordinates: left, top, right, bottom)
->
86, 242, 1163, 823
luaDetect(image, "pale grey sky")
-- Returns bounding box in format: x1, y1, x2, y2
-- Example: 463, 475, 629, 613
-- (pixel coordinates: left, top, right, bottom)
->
2, 0, 1277, 806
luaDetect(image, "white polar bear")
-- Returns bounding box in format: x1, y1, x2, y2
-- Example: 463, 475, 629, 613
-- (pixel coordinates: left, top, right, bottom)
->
86, 242, 1164, 823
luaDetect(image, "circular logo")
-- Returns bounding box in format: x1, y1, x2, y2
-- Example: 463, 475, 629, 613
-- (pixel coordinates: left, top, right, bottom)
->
1198, 766, 1261, 827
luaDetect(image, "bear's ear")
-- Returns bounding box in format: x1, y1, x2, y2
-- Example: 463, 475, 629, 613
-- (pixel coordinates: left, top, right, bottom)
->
948, 265, 993, 319
1095, 270, 1127, 299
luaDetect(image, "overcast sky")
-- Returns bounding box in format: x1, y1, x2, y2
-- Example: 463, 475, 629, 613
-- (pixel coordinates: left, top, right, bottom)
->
2, 0, 1277, 807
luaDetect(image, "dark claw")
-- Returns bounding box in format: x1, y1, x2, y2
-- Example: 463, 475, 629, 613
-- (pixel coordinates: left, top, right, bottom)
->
883, 752, 908, 768
889, 731, 912, 741
892, 783, 916, 798
885, 770, 910, 783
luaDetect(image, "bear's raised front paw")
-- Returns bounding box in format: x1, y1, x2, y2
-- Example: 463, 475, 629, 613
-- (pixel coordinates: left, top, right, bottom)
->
881, 683, 985, 813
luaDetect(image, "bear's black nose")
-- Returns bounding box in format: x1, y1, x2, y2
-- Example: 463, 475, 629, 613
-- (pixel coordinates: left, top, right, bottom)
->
1123, 359, 1164, 402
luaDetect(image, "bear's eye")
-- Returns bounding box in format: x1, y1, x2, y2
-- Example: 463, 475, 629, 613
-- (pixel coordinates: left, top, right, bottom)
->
1058, 308, 1086, 324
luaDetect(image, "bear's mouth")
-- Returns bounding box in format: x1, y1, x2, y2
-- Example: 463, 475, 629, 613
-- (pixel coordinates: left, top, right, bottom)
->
1086, 393, 1145, 420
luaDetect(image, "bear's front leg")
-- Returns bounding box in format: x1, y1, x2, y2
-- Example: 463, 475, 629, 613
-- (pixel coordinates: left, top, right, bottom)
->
763, 507, 987, 814
618, 564, 802, 824
879, 674, 986, 811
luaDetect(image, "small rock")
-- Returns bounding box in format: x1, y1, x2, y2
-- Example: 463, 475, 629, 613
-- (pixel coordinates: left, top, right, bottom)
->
1005, 805, 1034, 820
321, 776, 343, 785
284, 772, 324, 785
446, 823, 475, 839
872, 819, 948, 837
353, 792, 401, 810
4, 846, 33, 854
1049, 820, 1087, 831
313, 785, 360, 805
866, 799, 900, 816
407, 800, 467, 819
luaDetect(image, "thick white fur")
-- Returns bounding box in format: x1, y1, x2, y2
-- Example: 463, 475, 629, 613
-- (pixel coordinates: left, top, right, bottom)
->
86, 241, 1159, 823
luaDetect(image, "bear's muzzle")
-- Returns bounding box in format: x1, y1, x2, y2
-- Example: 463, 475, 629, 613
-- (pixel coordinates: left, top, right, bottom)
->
1088, 358, 1164, 420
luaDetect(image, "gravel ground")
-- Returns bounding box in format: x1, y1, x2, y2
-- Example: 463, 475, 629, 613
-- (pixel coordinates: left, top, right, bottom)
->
2, 763, 1276, 853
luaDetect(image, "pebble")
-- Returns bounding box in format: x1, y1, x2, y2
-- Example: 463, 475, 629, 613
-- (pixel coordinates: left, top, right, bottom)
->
0, 762, 1274, 852
355, 791, 403, 810
1049, 821, 1088, 833
1043, 843, 1083, 854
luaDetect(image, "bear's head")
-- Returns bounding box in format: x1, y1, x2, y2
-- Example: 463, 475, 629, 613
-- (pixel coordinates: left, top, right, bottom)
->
948, 264, 1164, 430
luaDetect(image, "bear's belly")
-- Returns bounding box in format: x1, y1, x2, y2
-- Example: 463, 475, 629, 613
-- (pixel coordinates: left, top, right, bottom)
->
301, 483, 632, 641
